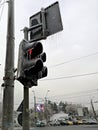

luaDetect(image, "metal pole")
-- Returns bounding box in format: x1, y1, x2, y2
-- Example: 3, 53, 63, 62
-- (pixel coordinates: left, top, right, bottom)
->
22, 27, 30, 130
45, 90, 50, 125
32, 91, 36, 126
2, 0, 15, 130
91, 99, 98, 122
23, 87, 29, 130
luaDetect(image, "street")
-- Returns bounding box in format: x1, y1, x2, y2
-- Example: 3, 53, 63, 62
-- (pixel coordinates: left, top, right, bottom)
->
31, 125, 98, 130
14, 125, 98, 130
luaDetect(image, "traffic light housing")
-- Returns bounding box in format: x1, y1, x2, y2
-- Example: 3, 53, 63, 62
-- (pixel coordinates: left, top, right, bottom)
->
37, 52, 48, 79
17, 39, 48, 87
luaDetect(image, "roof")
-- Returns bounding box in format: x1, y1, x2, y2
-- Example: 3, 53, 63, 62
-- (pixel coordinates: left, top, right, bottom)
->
50, 111, 68, 121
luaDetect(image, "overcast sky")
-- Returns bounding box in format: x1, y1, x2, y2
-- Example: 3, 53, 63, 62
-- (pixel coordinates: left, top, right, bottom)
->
0, 0, 98, 110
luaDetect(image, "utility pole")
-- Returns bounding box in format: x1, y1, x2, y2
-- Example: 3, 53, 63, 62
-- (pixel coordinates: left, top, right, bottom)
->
22, 27, 30, 130
2, 0, 15, 130
91, 99, 98, 122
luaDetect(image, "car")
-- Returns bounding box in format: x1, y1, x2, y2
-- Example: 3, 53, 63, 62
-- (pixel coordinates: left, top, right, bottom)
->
72, 118, 83, 125
65, 119, 73, 125
77, 119, 83, 125
86, 119, 98, 125
49, 120, 56, 126
82, 119, 89, 125
72, 118, 78, 125
58, 119, 67, 125
36, 121, 46, 127
49, 120, 60, 126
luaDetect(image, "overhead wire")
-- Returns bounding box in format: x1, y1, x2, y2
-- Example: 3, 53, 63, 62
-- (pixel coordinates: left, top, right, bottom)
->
41, 71, 98, 81
52, 88, 98, 98
49, 89, 98, 105
0, 0, 6, 22
51, 92, 98, 100
32, 89, 98, 102
45, 52, 98, 81
0, 0, 2, 4
49, 52, 98, 68
0, 1, 6, 7
14, 89, 98, 108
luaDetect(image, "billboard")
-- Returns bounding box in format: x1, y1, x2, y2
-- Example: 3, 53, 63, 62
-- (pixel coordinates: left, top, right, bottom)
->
36, 104, 44, 112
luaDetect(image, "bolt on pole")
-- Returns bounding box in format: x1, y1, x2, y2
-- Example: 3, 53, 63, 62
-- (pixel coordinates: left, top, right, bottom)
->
2, 0, 15, 130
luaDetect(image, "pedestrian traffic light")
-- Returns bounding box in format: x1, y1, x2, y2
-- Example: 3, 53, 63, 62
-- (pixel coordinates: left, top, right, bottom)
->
17, 39, 48, 87
37, 52, 48, 79
23, 42, 43, 76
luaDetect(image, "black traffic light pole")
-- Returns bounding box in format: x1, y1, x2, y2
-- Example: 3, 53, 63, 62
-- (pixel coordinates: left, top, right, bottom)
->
22, 27, 30, 130
2, 0, 15, 130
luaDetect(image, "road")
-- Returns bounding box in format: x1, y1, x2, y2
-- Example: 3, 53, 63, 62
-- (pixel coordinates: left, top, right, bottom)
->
14, 125, 98, 130
31, 125, 98, 130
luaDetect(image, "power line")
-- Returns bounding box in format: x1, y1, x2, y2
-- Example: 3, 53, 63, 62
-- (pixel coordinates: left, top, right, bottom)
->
0, 0, 6, 21
51, 89, 98, 99
42, 72, 98, 81
49, 52, 98, 68
51, 92, 98, 100
0, 1, 6, 7
0, 0, 3, 4
52, 88, 98, 98
50, 92, 98, 105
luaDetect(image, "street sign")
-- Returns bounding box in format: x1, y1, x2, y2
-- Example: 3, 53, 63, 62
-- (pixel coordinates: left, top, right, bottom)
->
17, 100, 23, 112
29, 1, 63, 42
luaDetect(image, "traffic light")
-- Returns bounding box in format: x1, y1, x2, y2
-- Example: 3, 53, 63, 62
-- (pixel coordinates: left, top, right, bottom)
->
37, 52, 48, 79
17, 39, 47, 87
